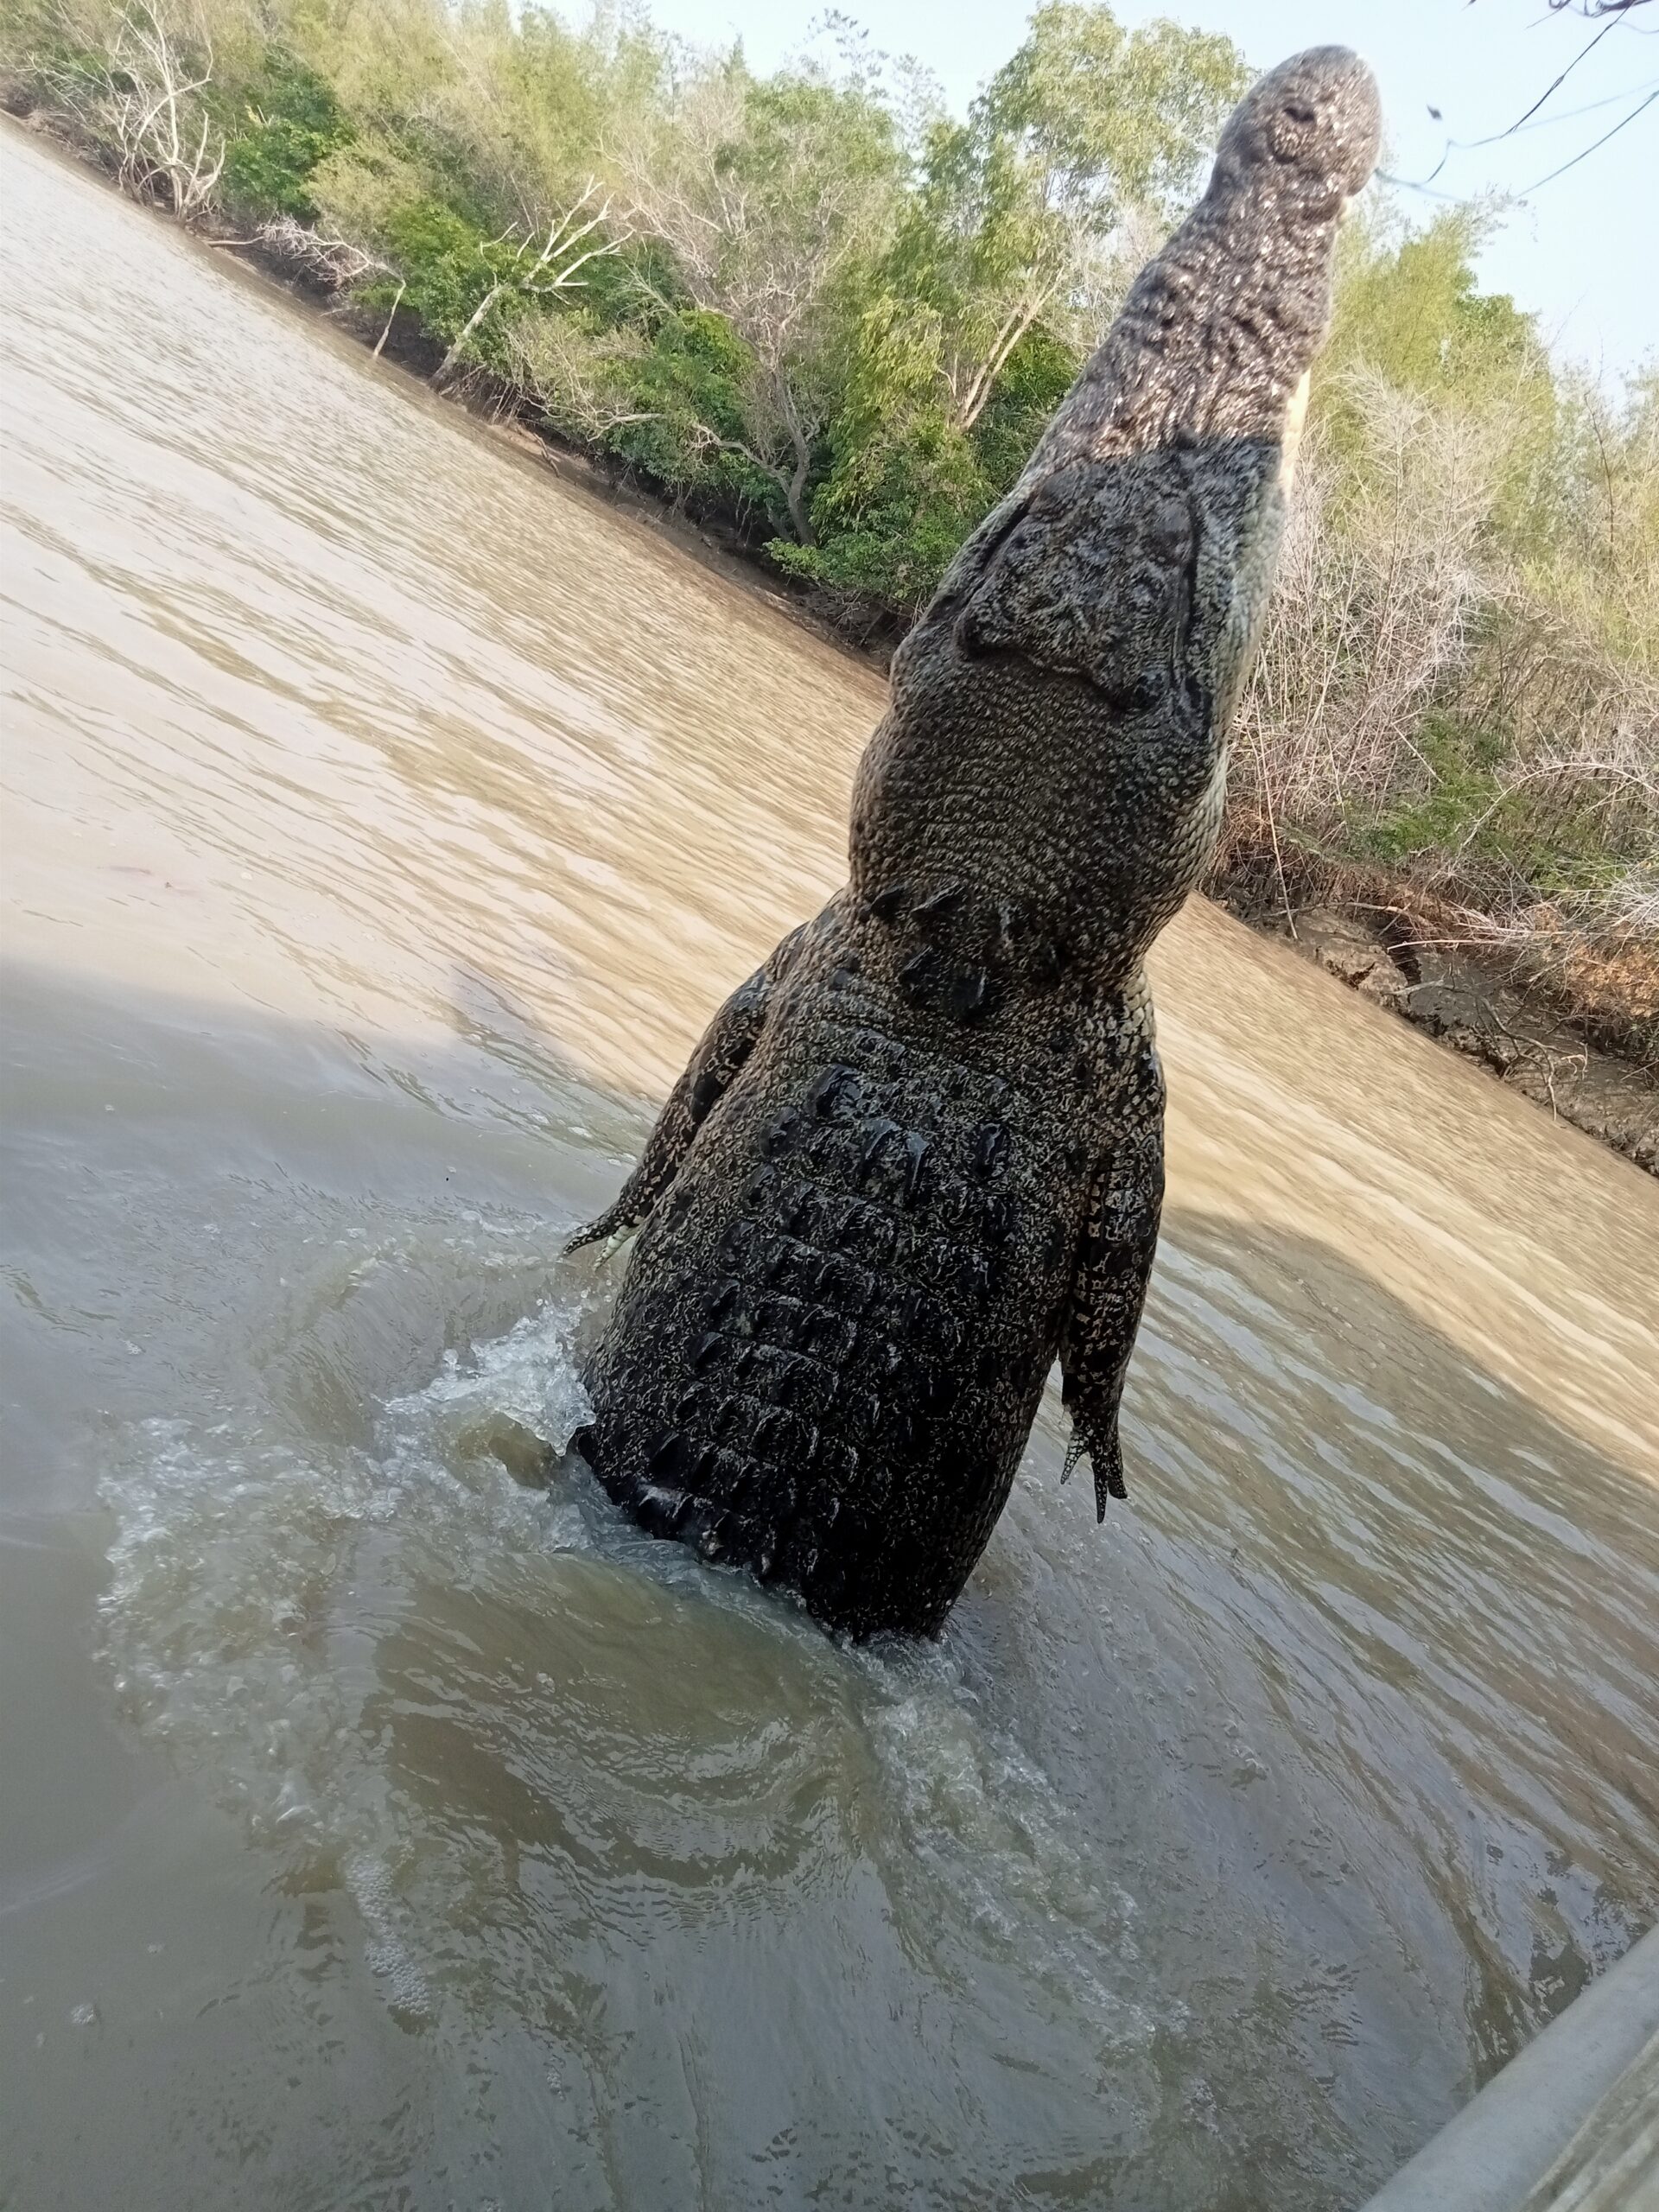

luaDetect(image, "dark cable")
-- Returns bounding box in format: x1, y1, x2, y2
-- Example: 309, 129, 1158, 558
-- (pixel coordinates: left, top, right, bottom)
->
1503, 10, 1624, 131
1397, 10, 1625, 186
1516, 80, 1658, 188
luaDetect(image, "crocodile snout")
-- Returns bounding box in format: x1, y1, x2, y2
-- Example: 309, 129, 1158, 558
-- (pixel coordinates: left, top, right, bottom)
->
1218, 46, 1382, 208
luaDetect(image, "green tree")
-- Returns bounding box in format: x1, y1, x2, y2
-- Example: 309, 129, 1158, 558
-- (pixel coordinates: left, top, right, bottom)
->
219, 46, 349, 220
784, 5, 1245, 607
893, 4, 1248, 435
615, 61, 906, 542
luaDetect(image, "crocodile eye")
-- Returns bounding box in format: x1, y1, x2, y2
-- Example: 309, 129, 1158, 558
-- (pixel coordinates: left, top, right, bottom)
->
1269, 99, 1318, 162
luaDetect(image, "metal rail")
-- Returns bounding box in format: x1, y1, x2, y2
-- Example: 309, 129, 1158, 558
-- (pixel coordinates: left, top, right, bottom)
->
1362, 1926, 1659, 2211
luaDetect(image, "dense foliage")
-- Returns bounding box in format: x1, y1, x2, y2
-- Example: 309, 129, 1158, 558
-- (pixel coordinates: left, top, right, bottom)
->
3, 0, 1654, 1042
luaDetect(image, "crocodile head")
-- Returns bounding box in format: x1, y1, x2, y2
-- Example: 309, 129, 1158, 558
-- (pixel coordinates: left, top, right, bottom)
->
861, 50, 1380, 966
1028, 45, 1382, 478
946, 45, 1380, 701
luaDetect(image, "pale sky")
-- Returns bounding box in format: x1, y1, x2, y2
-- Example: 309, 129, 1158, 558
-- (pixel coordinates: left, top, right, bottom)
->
643, 0, 1656, 389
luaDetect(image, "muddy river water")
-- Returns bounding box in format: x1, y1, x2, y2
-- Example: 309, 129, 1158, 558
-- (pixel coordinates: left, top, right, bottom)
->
2, 125, 1656, 2211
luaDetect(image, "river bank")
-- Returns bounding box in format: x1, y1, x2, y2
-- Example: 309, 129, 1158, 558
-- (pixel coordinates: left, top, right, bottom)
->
7, 102, 1653, 1173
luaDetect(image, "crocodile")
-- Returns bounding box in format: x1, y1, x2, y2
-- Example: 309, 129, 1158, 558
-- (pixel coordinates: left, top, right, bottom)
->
567, 48, 1382, 1639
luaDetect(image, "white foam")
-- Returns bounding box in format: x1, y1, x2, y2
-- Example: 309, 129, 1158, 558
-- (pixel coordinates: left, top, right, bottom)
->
99, 1291, 1147, 2055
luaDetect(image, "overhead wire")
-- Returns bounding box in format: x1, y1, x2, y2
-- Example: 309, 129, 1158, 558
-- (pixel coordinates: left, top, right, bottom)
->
1395, 9, 1626, 185
1378, 6, 1656, 200
1513, 80, 1658, 187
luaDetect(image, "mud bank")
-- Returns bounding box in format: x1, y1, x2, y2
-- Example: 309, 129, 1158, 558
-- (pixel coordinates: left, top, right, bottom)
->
1233, 902, 1656, 1175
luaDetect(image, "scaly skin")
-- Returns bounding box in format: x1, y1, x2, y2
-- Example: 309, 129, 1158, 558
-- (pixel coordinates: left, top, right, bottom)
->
569, 50, 1382, 1638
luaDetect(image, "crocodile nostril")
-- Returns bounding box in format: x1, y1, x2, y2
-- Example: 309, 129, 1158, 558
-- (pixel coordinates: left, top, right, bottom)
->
1284, 101, 1315, 125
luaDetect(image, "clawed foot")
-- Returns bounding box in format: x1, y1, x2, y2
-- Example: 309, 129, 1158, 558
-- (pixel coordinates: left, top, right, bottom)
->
1061, 1427, 1128, 1520
563, 1202, 637, 1255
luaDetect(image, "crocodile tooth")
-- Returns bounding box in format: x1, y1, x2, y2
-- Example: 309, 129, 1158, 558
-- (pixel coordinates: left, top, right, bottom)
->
897, 950, 936, 1003
970, 1120, 1010, 1179
912, 882, 965, 928
647, 1430, 690, 1481
902, 1131, 931, 1205
947, 967, 991, 1021
858, 1118, 901, 1180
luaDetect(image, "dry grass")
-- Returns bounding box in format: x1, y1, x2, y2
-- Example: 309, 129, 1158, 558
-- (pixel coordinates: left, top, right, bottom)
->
1216, 371, 1658, 1065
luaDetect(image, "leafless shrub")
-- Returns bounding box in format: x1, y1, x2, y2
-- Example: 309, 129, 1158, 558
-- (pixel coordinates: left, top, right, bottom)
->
48, 0, 224, 216
612, 69, 899, 542
1229, 376, 1490, 901
496, 308, 659, 442
432, 183, 622, 386
252, 213, 394, 291
1218, 368, 1658, 1055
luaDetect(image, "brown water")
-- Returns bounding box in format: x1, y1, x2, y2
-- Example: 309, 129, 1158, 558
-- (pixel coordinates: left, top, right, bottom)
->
3, 124, 1656, 2212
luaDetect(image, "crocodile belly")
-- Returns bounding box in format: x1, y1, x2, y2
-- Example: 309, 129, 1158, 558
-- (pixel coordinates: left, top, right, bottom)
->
581, 1010, 1071, 1638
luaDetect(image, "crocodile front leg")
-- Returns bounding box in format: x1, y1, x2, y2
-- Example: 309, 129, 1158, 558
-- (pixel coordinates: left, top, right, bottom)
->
567, 921, 807, 1251
1058, 998, 1166, 1521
